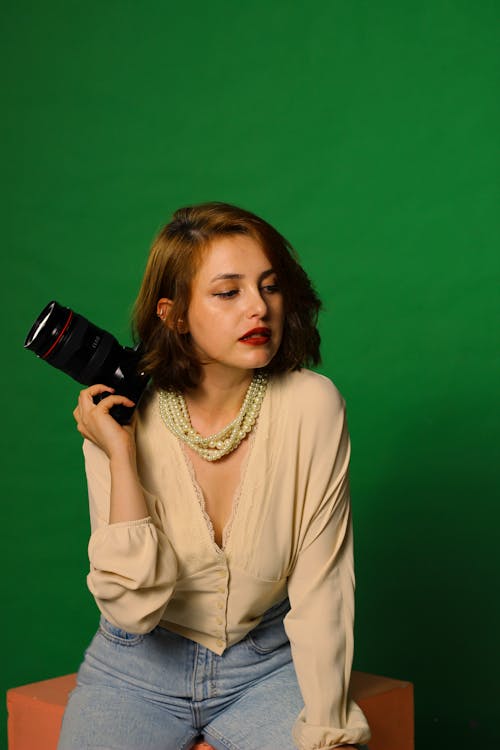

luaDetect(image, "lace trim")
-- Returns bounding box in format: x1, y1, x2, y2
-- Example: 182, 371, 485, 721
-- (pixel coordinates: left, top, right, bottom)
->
222, 427, 256, 549
179, 425, 258, 553
179, 444, 220, 551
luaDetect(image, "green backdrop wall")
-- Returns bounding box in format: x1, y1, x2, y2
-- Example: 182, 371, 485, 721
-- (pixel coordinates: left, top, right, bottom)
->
2, 1, 498, 748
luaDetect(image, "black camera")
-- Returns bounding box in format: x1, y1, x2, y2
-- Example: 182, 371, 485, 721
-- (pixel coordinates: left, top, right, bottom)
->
24, 301, 149, 424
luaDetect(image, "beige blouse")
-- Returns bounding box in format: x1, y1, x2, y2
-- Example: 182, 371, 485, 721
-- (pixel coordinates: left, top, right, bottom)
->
84, 368, 371, 750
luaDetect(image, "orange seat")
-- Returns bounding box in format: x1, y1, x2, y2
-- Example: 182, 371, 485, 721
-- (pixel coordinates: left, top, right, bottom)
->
6, 670, 413, 750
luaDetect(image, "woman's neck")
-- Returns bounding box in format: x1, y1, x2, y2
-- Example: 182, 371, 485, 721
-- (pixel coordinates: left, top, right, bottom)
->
184, 368, 254, 435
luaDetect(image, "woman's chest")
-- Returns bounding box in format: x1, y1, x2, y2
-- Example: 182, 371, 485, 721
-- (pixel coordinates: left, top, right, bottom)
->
136, 394, 303, 577
183, 438, 251, 548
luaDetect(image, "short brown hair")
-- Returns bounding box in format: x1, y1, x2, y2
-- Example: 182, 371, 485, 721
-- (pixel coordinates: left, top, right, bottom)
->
133, 202, 321, 391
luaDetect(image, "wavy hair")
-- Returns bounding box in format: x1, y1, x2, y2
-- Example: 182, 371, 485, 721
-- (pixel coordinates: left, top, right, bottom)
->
133, 202, 321, 391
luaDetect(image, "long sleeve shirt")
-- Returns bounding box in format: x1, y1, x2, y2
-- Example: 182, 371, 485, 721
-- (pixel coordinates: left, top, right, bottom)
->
84, 368, 371, 749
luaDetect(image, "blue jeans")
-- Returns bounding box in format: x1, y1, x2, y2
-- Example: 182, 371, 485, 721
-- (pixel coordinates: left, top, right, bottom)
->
58, 598, 368, 750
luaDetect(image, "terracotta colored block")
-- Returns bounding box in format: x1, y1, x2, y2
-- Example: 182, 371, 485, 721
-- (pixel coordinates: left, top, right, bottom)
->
7, 675, 76, 750
7, 670, 413, 750
350, 671, 414, 750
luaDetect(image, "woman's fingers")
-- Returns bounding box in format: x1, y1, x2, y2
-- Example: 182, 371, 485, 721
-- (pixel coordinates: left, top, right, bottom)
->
78, 386, 134, 414
73, 385, 137, 455
78, 384, 114, 411
81, 384, 116, 399
99, 393, 135, 409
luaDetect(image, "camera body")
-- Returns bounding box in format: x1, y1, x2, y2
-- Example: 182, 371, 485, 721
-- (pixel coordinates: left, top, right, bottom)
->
24, 301, 149, 424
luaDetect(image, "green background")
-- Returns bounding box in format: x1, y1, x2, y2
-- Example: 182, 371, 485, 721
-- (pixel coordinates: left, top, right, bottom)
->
2, 1, 498, 748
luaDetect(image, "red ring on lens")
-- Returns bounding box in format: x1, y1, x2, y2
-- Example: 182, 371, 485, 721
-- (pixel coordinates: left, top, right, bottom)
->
42, 310, 74, 359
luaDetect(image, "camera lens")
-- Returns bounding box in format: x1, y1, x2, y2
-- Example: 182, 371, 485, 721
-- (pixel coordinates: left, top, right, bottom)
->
24, 301, 149, 424
24, 301, 117, 383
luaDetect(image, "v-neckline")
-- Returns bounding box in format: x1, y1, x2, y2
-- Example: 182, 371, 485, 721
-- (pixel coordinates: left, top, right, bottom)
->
178, 427, 258, 553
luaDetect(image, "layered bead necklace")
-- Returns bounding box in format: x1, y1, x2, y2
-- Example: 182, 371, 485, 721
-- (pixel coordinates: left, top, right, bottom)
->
158, 372, 268, 462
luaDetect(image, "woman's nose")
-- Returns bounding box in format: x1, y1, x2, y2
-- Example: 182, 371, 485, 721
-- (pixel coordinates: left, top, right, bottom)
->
245, 287, 268, 318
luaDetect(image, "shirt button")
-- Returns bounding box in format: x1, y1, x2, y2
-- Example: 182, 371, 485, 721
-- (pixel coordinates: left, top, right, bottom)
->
217, 569, 226, 578
217, 586, 225, 593
217, 601, 224, 609
216, 617, 223, 625
216, 639, 224, 647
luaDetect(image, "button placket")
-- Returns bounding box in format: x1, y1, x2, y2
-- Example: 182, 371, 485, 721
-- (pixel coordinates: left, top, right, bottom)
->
213, 564, 228, 649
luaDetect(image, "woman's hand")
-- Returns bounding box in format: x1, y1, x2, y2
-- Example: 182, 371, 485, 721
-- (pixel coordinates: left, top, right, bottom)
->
75, 385, 149, 524
73, 384, 136, 461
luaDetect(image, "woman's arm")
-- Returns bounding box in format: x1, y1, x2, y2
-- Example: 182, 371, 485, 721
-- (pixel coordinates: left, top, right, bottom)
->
74, 384, 178, 633
284, 383, 371, 750
73, 383, 148, 523
285, 475, 369, 749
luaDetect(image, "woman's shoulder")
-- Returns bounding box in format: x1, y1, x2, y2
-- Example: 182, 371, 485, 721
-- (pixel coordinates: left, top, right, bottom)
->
134, 383, 167, 445
270, 368, 346, 419
136, 381, 157, 419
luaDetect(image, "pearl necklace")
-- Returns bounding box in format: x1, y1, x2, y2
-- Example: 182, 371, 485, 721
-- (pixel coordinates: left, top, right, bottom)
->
158, 372, 268, 462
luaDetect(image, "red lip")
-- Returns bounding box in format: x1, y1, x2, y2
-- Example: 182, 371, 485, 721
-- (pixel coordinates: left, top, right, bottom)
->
239, 327, 271, 341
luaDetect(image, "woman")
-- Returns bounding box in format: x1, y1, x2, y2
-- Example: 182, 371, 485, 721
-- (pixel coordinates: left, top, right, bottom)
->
58, 202, 371, 750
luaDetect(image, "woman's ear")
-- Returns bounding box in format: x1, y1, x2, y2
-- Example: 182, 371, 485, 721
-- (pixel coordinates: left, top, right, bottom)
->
156, 298, 173, 323
157, 298, 189, 334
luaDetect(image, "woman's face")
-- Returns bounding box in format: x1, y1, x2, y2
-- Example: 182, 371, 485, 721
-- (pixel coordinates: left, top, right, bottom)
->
184, 234, 284, 378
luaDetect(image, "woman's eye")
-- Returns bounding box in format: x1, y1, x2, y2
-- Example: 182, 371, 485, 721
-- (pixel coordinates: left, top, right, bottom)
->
213, 284, 279, 299
262, 284, 280, 294
214, 289, 239, 299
